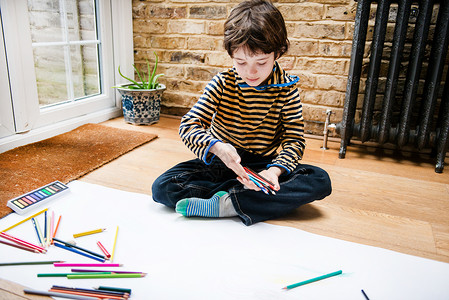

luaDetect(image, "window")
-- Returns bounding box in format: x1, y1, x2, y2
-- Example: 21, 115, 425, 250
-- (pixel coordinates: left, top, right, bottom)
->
0, 0, 133, 152
30, 0, 102, 107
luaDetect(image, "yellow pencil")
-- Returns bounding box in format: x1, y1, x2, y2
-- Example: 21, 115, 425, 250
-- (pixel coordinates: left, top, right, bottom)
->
110, 226, 119, 262
1, 208, 48, 232
73, 228, 106, 238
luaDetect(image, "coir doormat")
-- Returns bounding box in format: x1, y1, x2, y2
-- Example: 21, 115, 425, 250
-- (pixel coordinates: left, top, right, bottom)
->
0, 123, 157, 218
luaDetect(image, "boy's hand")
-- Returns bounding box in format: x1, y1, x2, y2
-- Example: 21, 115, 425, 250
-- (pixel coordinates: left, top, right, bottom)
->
210, 142, 284, 192
259, 167, 283, 191
210, 142, 251, 184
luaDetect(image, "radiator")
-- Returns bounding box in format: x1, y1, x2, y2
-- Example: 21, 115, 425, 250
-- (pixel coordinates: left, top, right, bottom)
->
337, 0, 449, 173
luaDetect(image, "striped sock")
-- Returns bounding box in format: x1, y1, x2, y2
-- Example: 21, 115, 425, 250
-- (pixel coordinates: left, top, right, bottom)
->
175, 191, 236, 218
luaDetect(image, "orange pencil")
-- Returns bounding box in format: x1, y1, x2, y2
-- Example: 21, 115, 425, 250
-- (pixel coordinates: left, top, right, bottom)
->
52, 215, 61, 244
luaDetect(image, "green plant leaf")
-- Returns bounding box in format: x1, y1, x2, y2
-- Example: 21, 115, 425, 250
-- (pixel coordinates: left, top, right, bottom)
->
133, 64, 146, 88
152, 74, 165, 88
146, 59, 152, 89
117, 66, 144, 89
149, 51, 159, 88
115, 51, 164, 90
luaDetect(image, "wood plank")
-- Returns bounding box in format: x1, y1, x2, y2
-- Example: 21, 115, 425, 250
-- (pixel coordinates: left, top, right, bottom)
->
0, 278, 51, 299
79, 116, 449, 263
267, 201, 438, 260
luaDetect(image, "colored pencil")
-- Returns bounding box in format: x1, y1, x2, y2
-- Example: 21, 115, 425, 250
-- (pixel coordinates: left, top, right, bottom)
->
44, 211, 47, 245
54, 263, 122, 267
0, 260, 62, 266
53, 285, 130, 297
0, 232, 46, 253
247, 174, 270, 194
246, 172, 274, 189
244, 167, 277, 194
38, 272, 112, 277
1, 208, 48, 232
47, 211, 51, 247
52, 215, 62, 243
51, 211, 54, 240
53, 237, 106, 259
73, 228, 106, 238
30, 218, 43, 247
34, 218, 45, 248
282, 270, 343, 290
361, 289, 370, 300
0, 239, 40, 253
50, 286, 128, 299
97, 241, 111, 258
243, 167, 277, 189
110, 226, 119, 262
97, 286, 132, 295
71, 268, 143, 274
50, 291, 126, 300
54, 242, 106, 262
49, 290, 126, 300
23, 289, 98, 300
68, 273, 145, 279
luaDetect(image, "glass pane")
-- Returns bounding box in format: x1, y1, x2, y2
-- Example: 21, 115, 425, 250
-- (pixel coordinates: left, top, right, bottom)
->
72, 0, 97, 40
33, 47, 69, 106
28, 1, 64, 43
71, 44, 101, 100
27, 0, 100, 107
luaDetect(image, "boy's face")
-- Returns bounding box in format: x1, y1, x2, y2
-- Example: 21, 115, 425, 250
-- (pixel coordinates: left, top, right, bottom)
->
232, 47, 275, 87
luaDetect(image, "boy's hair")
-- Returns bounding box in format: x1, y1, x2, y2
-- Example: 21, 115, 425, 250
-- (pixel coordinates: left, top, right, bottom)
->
223, 0, 289, 59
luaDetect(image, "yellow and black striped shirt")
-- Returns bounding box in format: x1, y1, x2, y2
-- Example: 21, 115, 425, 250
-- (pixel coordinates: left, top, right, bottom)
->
179, 61, 305, 174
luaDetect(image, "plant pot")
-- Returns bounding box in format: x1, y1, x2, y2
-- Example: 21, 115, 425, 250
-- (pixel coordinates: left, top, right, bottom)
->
116, 83, 166, 125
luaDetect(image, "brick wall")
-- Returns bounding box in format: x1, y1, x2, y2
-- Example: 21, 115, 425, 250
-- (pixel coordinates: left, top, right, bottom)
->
132, 0, 358, 135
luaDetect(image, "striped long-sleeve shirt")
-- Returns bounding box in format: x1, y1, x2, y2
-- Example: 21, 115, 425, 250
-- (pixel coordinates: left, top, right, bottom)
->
179, 61, 305, 174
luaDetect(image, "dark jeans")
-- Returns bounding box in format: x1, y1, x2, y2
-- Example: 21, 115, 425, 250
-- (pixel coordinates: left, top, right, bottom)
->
151, 150, 332, 226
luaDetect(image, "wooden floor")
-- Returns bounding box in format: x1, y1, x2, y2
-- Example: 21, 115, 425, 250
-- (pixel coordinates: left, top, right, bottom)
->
80, 116, 449, 263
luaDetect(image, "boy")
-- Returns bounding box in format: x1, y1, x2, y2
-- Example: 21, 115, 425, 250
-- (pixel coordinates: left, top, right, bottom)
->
152, 0, 332, 225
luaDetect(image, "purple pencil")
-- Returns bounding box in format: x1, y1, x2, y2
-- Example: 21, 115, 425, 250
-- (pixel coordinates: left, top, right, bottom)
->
71, 268, 142, 274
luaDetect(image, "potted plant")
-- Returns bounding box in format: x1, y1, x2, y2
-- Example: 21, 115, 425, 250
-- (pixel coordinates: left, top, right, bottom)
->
114, 52, 166, 125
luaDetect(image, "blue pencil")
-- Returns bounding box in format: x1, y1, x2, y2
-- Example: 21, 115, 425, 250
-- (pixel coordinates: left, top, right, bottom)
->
53, 243, 106, 263
248, 175, 269, 194
247, 174, 270, 194
44, 211, 47, 244
31, 218, 43, 247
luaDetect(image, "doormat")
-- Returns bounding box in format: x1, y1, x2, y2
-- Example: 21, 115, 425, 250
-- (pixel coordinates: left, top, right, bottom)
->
0, 123, 157, 218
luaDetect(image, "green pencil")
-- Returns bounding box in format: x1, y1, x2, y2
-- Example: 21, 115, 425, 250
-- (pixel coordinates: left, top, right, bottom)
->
97, 286, 132, 294
67, 273, 145, 279
283, 270, 343, 290
38, 272, 112, 277
0, 260, 63, 267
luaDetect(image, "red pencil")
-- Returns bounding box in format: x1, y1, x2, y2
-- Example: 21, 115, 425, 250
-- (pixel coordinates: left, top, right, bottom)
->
0, 239, 40, 253
0, 232, 46, 253
97, 241, 111, 258
48, 288, 125, 299
243, 167, 278, 191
